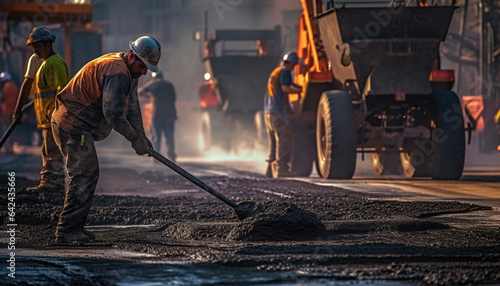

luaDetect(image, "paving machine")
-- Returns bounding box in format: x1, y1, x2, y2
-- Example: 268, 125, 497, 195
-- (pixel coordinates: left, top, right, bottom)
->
289, 0, 464, 179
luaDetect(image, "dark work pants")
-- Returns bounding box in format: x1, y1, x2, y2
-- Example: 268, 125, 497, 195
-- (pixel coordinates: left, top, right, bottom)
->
153, 119, 176, 159
41, 127, 65, 187
52, 122, 99, 235
265, 113, 294, 172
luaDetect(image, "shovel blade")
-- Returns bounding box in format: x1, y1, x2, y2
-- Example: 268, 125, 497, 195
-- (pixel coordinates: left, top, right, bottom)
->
233, 201, 262, 221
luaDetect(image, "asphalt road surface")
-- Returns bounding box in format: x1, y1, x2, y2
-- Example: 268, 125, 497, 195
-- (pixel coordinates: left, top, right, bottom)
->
1, 144, 499, 285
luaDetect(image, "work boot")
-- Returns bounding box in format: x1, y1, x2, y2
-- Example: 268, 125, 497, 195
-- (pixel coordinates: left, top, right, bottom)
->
55, 230, 90, 245
265, 161, 273, 177
81, 228, 96, 241
271, 161, 295, 178
277, 169, 295, 178
26, 183, 65, 194
271, 161, 279, 178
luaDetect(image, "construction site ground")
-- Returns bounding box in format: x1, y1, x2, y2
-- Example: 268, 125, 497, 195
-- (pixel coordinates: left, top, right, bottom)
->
1, 143, 500, 286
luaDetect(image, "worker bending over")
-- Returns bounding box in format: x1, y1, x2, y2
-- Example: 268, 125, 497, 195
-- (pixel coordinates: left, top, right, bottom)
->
51, 36, 161, 244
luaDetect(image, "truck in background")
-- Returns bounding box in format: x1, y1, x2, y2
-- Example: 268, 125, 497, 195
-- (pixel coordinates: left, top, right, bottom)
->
195, 13, 283, 153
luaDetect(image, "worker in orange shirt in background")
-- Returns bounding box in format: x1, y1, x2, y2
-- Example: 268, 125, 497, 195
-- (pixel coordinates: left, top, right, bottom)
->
263, 51, 302, 178
51, 36, 160, 244
0, 71, 19, 154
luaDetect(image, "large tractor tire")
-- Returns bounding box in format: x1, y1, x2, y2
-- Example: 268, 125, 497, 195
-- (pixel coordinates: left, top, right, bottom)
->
315, 91, 357, 179
371, 152, 402, 175
400, 91, 465, 180
199, 111, 229, 153
428, 91, 466, 180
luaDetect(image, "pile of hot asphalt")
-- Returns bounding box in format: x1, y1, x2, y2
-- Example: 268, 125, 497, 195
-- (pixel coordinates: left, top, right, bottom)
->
165, 201, 327, 241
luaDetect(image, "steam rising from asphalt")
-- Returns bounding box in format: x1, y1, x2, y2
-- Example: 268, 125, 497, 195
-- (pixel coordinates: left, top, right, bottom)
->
198, 147, 266, 163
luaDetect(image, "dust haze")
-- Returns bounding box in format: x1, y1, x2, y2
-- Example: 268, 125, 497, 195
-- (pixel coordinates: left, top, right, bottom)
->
92, 0, 301, 157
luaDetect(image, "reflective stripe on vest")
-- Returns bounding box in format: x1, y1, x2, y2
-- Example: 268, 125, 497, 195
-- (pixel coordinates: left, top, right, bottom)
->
36, 89, 57, 98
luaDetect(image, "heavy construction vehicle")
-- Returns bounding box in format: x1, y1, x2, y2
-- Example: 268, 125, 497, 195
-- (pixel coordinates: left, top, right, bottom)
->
195, 14, 282, 152
289, 0, 464, 179
450, 0, 500, 154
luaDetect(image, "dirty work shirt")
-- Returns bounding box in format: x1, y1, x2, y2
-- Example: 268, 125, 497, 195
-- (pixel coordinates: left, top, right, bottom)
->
34, 54, 68, 129
264, 64, 293, 115
52, 53, 144, 142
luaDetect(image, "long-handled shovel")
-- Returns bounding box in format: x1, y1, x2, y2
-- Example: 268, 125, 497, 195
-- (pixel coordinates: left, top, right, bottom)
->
0, 100, 34, 149
147, 148, 259, 221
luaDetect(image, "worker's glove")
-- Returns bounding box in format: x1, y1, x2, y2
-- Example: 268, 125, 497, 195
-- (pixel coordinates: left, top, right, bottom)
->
131, 135, 149, 155
12, 109, 24, 123
140, 132, 153, 148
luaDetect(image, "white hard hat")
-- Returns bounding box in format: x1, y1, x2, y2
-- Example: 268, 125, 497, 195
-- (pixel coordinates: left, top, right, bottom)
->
0, 71, 12, 82
129, 36, 161, 72
283, 51, 298, 64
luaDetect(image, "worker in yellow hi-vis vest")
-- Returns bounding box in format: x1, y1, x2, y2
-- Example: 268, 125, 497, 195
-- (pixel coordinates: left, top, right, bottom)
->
22, 27, 68, 193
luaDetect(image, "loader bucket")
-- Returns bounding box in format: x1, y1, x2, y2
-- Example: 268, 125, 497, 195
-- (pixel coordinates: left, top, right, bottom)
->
317, 6, 455, 95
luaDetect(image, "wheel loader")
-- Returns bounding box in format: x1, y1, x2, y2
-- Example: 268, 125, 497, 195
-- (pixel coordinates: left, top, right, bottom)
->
289, 0, 464, 179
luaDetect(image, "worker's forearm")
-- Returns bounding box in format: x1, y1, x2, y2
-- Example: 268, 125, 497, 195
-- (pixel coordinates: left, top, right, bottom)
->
127, 112, 145, 135
126, 87, 146, 136
281, 85, 301, 94
105, 111, 140, 142
14, 78, 34, 111
102, 74, 140, 142
103, 99, 140, 142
